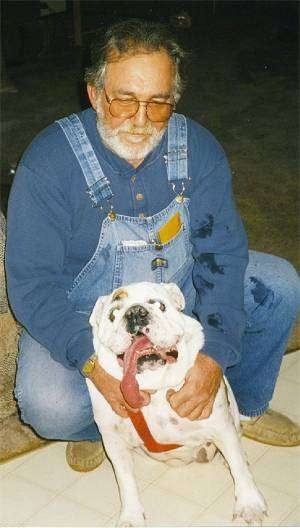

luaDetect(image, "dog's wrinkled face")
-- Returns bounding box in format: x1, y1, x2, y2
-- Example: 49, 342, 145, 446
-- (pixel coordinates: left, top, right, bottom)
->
90, 282, 193, 407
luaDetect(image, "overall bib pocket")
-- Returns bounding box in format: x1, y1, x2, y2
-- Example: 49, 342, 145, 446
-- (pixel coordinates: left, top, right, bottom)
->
113, 221, 192, 289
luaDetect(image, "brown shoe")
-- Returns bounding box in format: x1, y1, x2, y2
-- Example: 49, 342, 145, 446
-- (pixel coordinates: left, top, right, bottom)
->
66, 440, 106, 472
241, 409, 300, 447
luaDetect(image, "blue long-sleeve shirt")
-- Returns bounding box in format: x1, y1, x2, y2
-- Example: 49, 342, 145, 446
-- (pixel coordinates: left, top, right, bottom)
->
5, 107, 248, 372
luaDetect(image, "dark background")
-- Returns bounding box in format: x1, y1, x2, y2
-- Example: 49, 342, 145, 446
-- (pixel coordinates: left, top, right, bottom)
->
1, 0, 299, 266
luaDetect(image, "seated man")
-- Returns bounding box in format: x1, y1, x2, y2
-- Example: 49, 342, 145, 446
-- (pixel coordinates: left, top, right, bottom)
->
5, 19, 300, 472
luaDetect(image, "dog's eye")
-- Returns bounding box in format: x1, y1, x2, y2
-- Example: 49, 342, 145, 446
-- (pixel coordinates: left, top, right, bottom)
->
149, 299, 166, 312
109, 307, 119, 322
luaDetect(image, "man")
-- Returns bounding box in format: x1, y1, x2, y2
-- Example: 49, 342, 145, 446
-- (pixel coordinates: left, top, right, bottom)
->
5, 19, 300, 472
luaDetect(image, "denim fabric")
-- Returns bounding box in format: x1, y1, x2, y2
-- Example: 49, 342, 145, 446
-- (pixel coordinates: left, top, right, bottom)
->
58, 112, 193, 315
6, 108, 248, 371
15, 332, 101, 441
67, 198, 194, 316
57, 112, 189, 209
14, 250, 300, 440
227, 251, 300, 416
12, 111, 300, 440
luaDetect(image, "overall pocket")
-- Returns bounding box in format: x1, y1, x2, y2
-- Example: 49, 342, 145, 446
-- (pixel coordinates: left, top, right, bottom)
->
113, 222, 192, 289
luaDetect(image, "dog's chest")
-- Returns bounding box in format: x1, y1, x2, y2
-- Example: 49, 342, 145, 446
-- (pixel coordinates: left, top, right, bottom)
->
116, 390, 222, 461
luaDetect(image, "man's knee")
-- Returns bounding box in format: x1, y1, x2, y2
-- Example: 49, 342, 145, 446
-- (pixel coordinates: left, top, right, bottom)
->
15, 331, 95, 439
265, 255, 300, 316
245, 252, 300, 331
14, 380, 92, 439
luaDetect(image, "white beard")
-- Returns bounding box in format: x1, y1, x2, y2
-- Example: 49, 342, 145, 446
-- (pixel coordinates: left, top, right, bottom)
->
95, 103, 166, 162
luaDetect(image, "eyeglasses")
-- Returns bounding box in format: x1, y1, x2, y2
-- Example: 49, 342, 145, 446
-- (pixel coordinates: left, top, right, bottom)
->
103, 88, 174, 122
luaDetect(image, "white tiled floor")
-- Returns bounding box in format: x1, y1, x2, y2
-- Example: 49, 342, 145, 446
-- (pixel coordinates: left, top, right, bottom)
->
1, 351, 300, 527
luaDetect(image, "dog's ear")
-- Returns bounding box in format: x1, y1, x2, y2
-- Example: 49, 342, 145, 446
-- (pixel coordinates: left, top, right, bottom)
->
163, 282, 185, 311
89, 296, 107, 329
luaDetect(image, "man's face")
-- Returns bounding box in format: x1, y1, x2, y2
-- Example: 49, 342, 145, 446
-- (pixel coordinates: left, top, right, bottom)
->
88, 51, 175, 165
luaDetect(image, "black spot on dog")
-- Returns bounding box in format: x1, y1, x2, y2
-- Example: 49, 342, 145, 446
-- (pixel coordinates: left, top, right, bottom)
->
196, 447, 209, 463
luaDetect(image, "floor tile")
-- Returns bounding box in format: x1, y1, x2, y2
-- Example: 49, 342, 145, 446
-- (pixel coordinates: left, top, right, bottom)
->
190, 481, 298, 526
251, 447, 300, 498
12, 441, 82, 493
131, 449, 170, 484
23, 494, 110, 527
270, 378, 300, 422
153, 458, 232, 508
63, 458, 121, 517
280, 354, 300, 384
240, 437, 270, 464
0, 451, 37, 479
280, 351, 299, 373
139, 484, 204, 526
0, 474, 55, 525
279, 503, 300, 526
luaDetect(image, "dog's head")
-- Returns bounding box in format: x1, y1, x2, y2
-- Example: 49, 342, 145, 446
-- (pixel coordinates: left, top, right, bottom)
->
90, 282, 203, 408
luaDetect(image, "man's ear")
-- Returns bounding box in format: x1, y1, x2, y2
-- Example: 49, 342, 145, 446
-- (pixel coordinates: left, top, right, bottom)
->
163, 282, 185, 311
87, 83, 99, 110
89, 296, 107, 329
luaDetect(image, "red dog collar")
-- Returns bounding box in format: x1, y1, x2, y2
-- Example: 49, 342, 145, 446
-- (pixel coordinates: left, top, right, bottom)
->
127, 410, 182, 452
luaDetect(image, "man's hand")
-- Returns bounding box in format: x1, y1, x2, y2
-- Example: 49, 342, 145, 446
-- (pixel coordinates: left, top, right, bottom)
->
87, 360, 151, 417
166, 352, 222, 421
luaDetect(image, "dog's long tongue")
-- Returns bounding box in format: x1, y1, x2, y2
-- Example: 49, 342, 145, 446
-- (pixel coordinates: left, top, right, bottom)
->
120, 335, 151, 408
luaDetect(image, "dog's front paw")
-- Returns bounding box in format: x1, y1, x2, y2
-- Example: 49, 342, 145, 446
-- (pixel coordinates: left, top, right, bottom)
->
234, 488, 267, 525
118, 508, 146, 527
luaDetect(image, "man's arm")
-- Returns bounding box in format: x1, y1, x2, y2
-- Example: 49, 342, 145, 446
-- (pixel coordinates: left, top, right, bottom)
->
5, 162, 94, 371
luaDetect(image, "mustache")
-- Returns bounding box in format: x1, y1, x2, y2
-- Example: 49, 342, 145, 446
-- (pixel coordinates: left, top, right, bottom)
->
96, 104, 156, 136
113, 122, 155, 136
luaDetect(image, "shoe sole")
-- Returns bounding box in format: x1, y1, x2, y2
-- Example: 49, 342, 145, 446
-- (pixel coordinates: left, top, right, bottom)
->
242, 430, 300, 447
66, 447, 106, 472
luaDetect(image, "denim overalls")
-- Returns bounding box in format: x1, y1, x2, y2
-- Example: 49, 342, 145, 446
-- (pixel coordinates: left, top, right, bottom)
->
59, 112, 196, 318
15, 113, 300, 441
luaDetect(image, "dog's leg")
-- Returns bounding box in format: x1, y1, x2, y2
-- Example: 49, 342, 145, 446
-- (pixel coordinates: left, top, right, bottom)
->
101, 431, 146, 527
213, 416, 267, 525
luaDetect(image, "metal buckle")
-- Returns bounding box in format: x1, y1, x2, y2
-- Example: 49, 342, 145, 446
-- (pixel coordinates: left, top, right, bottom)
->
151, 258, 168, 270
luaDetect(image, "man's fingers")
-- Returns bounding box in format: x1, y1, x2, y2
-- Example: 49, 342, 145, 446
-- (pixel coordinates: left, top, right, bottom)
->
185, 404, 206, 421
112, 401, 129, 418
140, 390, 151, 406
167, 388, 209, 418
197, 400, 214, 421
186, 401, 213, 420
166, 388, 175, 401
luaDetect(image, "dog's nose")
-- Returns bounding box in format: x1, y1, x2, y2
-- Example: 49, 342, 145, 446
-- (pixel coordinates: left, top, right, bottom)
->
124, 304, 149, 334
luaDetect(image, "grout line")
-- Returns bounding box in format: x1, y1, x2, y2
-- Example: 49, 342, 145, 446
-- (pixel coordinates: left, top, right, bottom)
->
23, 486, 113, 527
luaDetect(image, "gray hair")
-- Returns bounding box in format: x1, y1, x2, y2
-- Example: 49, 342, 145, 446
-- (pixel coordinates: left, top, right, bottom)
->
85, 19, 187, 103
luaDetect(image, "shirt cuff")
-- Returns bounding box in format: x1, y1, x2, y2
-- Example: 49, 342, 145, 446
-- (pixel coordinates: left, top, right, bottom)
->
66, 327, 95, 371
201, 340, 238, 373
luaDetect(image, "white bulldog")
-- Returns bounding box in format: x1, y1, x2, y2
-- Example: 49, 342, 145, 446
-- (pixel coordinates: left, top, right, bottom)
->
88, 282, 267, 526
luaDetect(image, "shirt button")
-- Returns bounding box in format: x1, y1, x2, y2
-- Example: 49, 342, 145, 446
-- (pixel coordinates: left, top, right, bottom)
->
136, 192, 144, 201
131, 175, 136, 183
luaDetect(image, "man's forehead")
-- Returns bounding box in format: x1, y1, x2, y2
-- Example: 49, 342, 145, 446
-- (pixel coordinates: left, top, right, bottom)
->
104, 51, 174, 93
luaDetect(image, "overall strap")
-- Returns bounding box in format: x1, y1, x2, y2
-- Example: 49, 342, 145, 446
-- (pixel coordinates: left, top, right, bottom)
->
56, 113, 113, 207
166, 113, 188, 183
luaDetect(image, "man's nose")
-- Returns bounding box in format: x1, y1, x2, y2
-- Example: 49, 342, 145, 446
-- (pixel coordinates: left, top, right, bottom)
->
132, 102, 149, 127
124, 304, 149, 333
